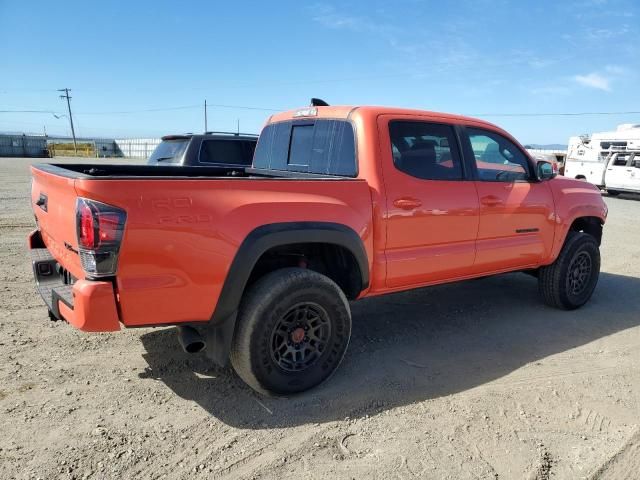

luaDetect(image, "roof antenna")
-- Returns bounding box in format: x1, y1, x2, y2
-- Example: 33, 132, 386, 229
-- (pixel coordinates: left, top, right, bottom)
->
310, 98, 329, 107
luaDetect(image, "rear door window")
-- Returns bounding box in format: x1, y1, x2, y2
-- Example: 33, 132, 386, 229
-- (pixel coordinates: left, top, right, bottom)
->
253, 119, 356, 176
199, 139, 255, 165
389, 121, 463, 180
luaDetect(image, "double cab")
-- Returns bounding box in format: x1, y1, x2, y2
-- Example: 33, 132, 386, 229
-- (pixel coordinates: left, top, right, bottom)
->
29, 103, 607, 395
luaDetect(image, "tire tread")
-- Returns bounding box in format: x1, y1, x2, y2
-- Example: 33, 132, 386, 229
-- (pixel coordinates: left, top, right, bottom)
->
230, 268, 350, 396
538, 232, 600, 310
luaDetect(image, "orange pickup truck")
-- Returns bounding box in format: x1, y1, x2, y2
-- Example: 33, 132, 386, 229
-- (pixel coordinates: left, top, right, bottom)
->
29, 103, 608, 395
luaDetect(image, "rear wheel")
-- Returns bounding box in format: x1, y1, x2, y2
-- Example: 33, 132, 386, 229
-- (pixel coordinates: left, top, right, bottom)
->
230, 268, 351, 396
538, 232, 600, 310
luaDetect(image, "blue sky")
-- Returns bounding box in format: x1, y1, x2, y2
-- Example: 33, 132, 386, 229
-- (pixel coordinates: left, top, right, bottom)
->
1, 0, 638, 143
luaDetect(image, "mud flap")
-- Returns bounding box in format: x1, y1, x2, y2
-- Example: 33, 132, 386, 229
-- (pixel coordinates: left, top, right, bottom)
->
203, 311, 237, 367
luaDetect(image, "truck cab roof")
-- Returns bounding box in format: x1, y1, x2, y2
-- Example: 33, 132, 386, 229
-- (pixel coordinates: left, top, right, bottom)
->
269, 105, 500, 130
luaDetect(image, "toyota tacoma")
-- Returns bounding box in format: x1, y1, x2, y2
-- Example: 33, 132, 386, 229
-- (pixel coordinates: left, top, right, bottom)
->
28, 102, 607, 395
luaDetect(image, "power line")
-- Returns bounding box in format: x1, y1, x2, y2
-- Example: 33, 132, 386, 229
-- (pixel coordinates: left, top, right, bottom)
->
77, 104, 201, 115
0, 109, 58, 113
471, 111, 640, 117
204, 103, 280, 112
2, 104, 639, 118
58, 88, 77, 154
75, 103, 281, 115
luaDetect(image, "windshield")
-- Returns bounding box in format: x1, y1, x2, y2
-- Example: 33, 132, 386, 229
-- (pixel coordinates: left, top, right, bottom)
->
148, 139, 189, 165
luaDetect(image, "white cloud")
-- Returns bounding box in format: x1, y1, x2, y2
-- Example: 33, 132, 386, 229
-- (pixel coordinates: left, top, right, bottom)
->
605, 65, 626, 75
587, 26, 629, 39
574, 73, 611, 91
309, 4, 396, 36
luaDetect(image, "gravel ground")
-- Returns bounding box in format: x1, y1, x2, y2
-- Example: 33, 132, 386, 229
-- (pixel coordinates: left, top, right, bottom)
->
1, 156, 639, 479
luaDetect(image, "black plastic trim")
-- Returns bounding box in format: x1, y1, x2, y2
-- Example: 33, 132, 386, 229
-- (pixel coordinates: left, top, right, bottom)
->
245, 168, 353, 179
29, 241, 75, 320
210, 221, 369, 326
31, 163, 360, 181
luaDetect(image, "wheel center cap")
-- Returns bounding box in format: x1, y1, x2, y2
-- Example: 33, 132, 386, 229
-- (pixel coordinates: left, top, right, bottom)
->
291, 327, 305, 344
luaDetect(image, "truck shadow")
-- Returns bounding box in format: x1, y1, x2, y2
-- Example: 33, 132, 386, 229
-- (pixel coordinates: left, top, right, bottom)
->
139, 271, 640, 429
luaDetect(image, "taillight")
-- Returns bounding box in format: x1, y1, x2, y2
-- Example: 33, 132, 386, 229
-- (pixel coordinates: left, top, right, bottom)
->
78, 201, 95, 248
75, 198, 126, 277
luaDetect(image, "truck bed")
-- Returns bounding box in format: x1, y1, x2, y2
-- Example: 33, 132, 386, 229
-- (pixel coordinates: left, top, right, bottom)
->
30, 162, 373, 329
34, 163, 248, 178
35, 163, 354, 180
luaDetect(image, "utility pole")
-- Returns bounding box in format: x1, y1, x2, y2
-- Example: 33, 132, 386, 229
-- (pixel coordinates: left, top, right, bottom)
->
204, 99, 208, 133
58, 88, 77, 154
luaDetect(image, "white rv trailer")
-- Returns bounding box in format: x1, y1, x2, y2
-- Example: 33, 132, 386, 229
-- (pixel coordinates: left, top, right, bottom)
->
564, 123, 640, 187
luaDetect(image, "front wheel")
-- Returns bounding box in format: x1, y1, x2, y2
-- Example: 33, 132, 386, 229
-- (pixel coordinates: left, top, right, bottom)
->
538, 232, 600, 310
230, 268, 352, 396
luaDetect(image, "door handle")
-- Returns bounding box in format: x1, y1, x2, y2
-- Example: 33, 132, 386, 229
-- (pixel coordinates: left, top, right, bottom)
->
393, 197, 422, 210
481, 195, 503, 207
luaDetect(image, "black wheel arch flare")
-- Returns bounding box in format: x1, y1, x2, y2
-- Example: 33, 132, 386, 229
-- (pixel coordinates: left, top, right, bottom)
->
204, 221, 369, 366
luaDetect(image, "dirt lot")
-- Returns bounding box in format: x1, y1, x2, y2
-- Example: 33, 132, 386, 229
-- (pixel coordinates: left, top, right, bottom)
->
1, 156, 639, 479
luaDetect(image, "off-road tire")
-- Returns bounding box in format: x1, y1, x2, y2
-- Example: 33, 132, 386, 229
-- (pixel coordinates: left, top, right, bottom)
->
538, 232, 600, 310
230, 268, 351, 396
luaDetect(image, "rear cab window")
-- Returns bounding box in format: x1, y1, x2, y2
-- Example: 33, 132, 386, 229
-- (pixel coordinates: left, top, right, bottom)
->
253, 119, 356, 176
148, 139, 189, 165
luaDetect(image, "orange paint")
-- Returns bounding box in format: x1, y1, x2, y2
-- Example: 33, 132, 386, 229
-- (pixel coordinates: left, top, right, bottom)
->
29, 105, 607, 332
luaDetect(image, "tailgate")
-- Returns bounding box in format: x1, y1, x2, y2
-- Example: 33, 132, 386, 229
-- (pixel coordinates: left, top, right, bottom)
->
30, 165, 84, 280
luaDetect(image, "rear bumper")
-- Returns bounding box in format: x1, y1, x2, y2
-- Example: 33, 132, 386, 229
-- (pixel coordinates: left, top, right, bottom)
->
28, 230, 121, 332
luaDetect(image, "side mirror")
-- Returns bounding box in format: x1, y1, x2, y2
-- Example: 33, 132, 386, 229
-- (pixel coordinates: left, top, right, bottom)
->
537, 160, 557, 181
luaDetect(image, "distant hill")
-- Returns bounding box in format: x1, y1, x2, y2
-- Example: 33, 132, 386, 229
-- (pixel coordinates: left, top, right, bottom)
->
524, 143, 568, 150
